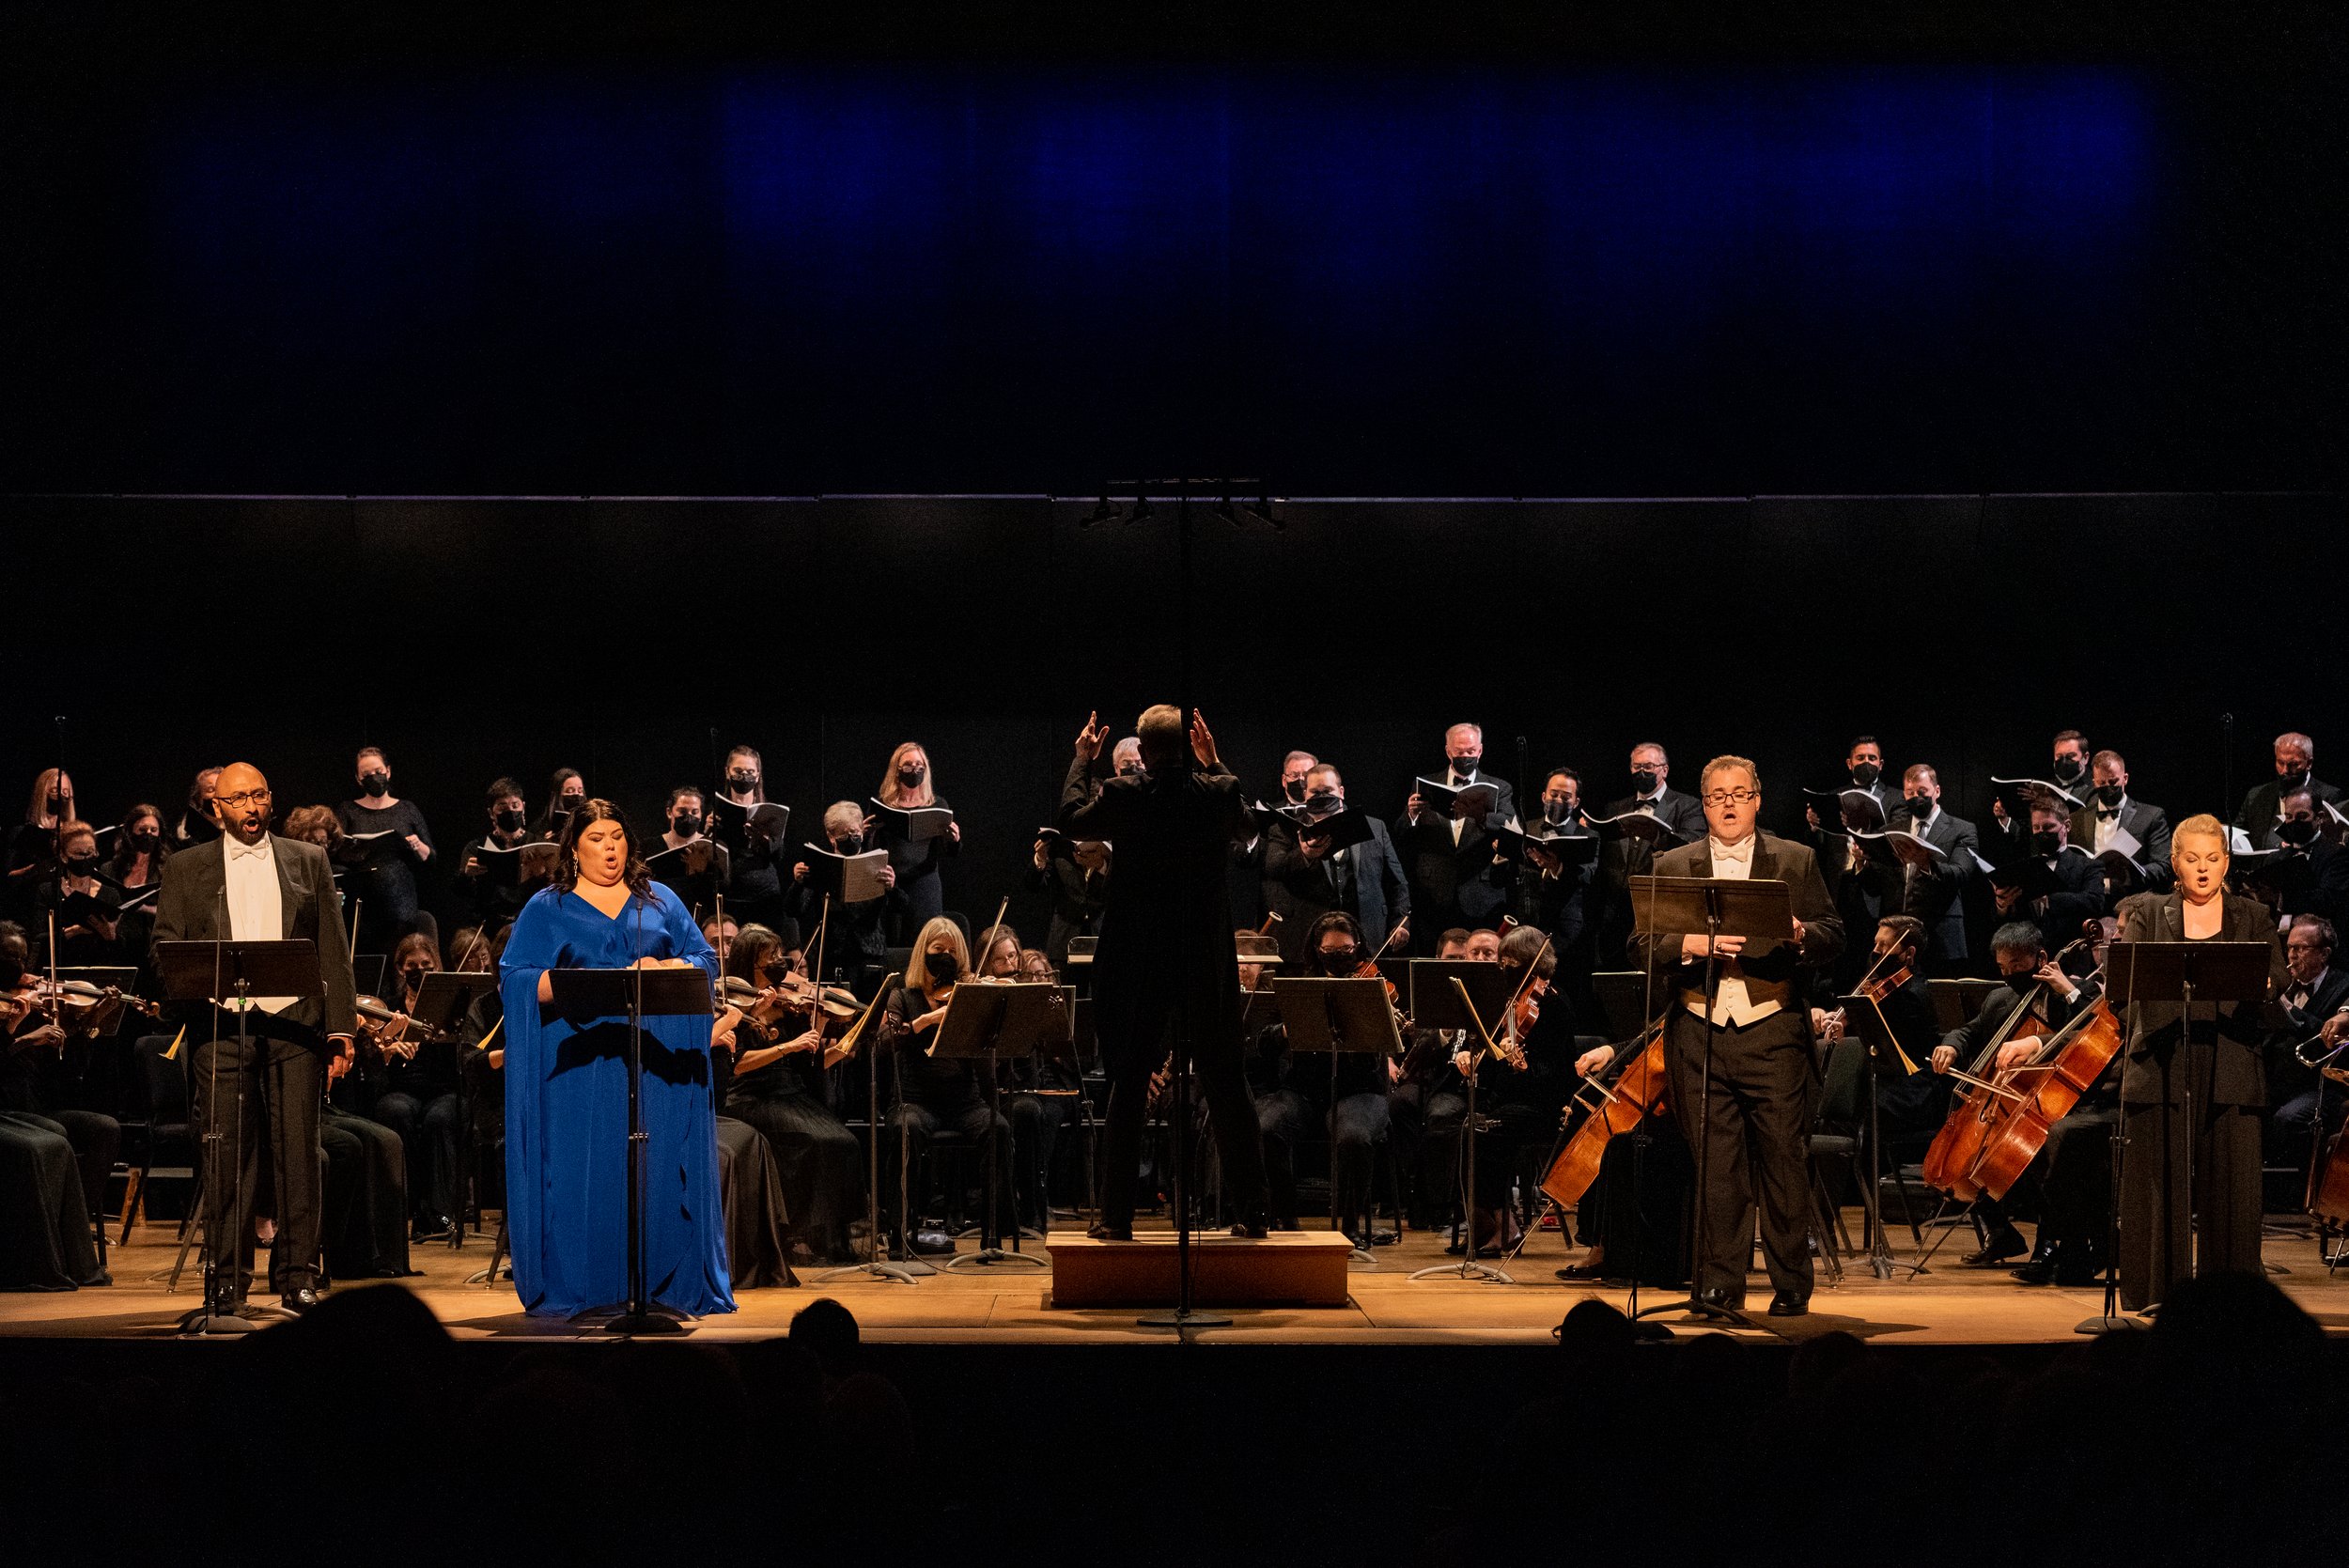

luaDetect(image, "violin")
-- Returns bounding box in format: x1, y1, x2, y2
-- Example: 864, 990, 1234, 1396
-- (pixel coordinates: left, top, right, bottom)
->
353, 994, 420, 1062
1486, 934, 1554, 1073
21, 976, 160, 1021
718, 971, 861, 1021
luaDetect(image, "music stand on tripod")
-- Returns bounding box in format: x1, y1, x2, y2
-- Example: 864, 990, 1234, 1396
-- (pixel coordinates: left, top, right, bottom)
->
2083, 939, 2271, 1334
930, 981, 1065, 1270
154, 938, 323, 1335
1409, 977, 1520, 1284
1270, 975, 1405, 1266
1833, 991, 1927, 1280
1626, 875, 1795, 1329
407, 969, 498, 1247
546, 965, 714, 1335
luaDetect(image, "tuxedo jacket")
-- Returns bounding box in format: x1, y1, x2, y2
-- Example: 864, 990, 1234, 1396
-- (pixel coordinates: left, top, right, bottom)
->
1390, 771, 1516, 923
1596, 787, 1708, 891
150, 834, 358, 1042
1630, 831, 1843, 1014
2114, 890, 2286, 1108
2268, 962, 2349, 1097
1261, 813, 1411, 958
1898, 808, 1980, 961
2236, 776, 2347, 850
2068, 797, 2174, 890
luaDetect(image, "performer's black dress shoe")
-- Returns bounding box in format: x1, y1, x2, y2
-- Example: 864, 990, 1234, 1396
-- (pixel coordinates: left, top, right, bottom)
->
279, 1287, 323, 1315
2051, 1242, 2103, 1288
1962, 1226, 2029, 1266
1556, 1261, 1610, 1281
1694, 1284, 1741, 1312
1230, 1217, 1270, 1239
2010, 1256, 2057, 1286
1086, 1221, 1132, 1242
1766, 1290, 1809, 1318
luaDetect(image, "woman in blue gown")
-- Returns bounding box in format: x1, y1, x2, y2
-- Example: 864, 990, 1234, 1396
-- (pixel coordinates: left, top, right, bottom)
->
499, 800, 734, 1318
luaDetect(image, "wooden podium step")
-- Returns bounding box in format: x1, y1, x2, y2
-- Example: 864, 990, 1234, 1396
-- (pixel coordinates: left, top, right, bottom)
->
1046, 1232, 1353, 1309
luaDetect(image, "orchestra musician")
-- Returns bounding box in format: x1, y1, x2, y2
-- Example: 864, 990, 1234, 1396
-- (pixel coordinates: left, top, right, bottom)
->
876, 916, 1014, 1254
152, 761, 358, 1314
2235, 731, 2341, 848
0, 953, 109, 1290
1390, 926, 1473, 1231
2263, 915, 2349, 1173
2114, 815, 2287, 1312
1004, 944, 1078, 1233
1059, 706, 1270, 1240
0, 916, 123, 1254
1630, 756, 1841, 1317
1263, 763, 1410, 964
334, 746, 436, 950
363, 932, 466, 1241
1298, 912, 1394, 1245
718, 923, 863, 1265
873, 742, 959, 933
1394, 723, 1515, 942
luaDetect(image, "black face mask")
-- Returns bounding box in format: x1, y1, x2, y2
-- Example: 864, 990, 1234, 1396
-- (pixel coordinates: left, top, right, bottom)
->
1631, 768, 1658, 796
495, 808, 526, 832
923, 952, 959, 984
673, 813, 703, 838
2052, 756, 2085, 784
1850, 763, 1880, 789
1906, 794, 1935, 816
1283, 778, 1309, 803
1305, 790, 1343, 817
360, 771, 390, 797
898, 768, 926, 788
2030, 830, 2062, 856
2093, 784, 2124, 808
727, 771, 757, 792
1450, 756, 1480, 778
1542, 798, 1575, 826
832, 836, 862, 856
45, 794, 68, 816
558, 797, 583, 817
64, 856, 99, 877
2280, 768, 2311, 794
2279, 819, 2320, 847
1116, 763, 1145, 780
1319, 948, 1360, 975
130, 830, 161, 852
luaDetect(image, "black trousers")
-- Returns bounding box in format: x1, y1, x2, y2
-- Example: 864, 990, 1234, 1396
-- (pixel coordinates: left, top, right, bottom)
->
1663, 1006, 1815, 1304
2120, 1098, 2263, 1312
1098, 1014, 1268, 1230
1252, 1088, 1313, 1225
885, 1098, 1013, 1239
44, 1108, 119, 1230
1005, 1090, 1073, 1230
193, 1031, 323, 1297
369, 1088, 459, 1225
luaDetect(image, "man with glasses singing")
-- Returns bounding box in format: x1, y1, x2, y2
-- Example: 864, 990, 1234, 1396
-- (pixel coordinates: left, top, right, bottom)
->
152, 761, 357, 1315
1630, 755, 1842, 1317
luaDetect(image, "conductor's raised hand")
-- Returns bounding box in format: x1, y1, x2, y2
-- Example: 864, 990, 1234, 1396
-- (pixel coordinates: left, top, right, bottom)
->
1190, 710, 1221, 769
1074, 710, 1108, 763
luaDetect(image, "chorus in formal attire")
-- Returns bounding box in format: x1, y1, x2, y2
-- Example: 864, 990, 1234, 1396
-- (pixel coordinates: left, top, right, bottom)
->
873, 741, 958, 934
496, 799, 733, 1319
334, 745, 436, 950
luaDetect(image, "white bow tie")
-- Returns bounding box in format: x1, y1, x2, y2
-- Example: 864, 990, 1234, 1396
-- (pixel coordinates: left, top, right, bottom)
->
228, 839, 270, 861
1712, 839, 1753, 864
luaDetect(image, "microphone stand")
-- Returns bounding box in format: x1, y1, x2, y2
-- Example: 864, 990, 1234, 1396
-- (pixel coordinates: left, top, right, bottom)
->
179, 884, 257, 1334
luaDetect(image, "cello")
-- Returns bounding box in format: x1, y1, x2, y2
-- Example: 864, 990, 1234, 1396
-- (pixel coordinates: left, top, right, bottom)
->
2296, 1032, 2349, 1229
1966, 992, 2124, 1201
1918, 941, 2090, 1201
1539, 1019, 1668, 1210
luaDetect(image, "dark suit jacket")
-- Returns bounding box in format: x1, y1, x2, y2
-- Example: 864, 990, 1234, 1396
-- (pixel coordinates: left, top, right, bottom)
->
1898, 808, 1979, 963
1060, 753, 1250, 1058
1630, 831, 1843, 1014
1261, 813, 1410, 958
2069, 797, 2174, 893
2236, 776, 2348, 850
1389, 771, 1515, 926
1598, 787, 1707, 883
2114, 890, 2286, 1108
150, 834, 357, 1042
2270, 962, 2349, 1100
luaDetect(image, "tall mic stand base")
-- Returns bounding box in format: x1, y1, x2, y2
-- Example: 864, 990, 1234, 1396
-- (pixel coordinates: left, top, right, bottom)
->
570, 1303, 692, 1336
1138, 1306, 1233, 1331
945, 1247, 1049, 1271
1632, 1296, 1759, 1330
2073, 1311, 2149, 1336
176, 1305, 263, 1336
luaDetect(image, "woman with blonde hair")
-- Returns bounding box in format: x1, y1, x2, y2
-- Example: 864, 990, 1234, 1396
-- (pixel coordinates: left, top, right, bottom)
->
873, 742, 959, 934
875, 915, 1011, 1256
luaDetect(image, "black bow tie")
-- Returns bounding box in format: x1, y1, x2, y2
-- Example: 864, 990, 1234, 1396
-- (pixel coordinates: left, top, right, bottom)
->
2096, 808, 2120, 820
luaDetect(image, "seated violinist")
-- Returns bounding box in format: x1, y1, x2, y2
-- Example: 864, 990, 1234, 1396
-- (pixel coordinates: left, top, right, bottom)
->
363, 933, 468, 1242
716, 923, 863, 1266
1859, 916, 1952, 1141
1922, 921, 2113, 1284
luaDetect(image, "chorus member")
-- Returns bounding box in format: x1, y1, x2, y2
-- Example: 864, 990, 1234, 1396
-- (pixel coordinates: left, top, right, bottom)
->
498, 799, 732, 1318
334, 746, 435, 951
1059, 706, 1270, 1238
1988, 729, 2094, 842
650, 786, 730, 917
1506, 768, 1596, 955
109, 802, 172, 892
788, 802, 905, 990
1264, 764, 1410, 962
1032, 831, 1109, 969
36, 821, 130, 969
1595, 742, 1707, 963
876, 917, 1014, 1252
873, 742, 959, 933
1804, 736, 1895, 840
5, 768, 75, 923
1394, 723, 1515, 940
452, 776, 538, 932
2268, 915, 2349, 1170
2236, 731, 2343, 848
531, 768, 587, 841
151, 762, 358, 1313
1631, 756, 1841, 1317
1891, 766, 1978, 968
365, 933, 465, 1241
710, 745, 788, 926
2114, 815, 2287, 1312
2069, 750, 2172, 897
1991, 789, 2105, 955
1276, 750, 1318, 809
721, 924, 863, 1264
175, 766, 224, 846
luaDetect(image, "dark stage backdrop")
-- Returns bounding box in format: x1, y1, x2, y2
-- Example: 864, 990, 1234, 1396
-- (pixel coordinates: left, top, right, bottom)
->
2, 492, 2339, 948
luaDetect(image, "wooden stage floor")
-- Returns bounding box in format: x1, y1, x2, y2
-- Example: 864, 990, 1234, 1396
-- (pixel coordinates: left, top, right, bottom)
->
8, 1210, 2345, 1346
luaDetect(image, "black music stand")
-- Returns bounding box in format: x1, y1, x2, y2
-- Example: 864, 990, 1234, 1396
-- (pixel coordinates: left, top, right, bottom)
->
1409, 976, 1517, 1283
930, 982, 1066, 1270
2087, 939, 2270, 1334
1626, 876, 1795, 1328
1270, 976, 1405, 1265
411, 970, 498, 1246
1832, 993, 1926, 1281
1406, 960, 1512, 1034
546, 966, 714, 1335
155, 938, 322, 1335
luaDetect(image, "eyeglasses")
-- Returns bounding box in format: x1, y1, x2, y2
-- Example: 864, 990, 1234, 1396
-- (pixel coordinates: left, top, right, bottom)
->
216, 790, 272, 809
1702, 788, 1758, 807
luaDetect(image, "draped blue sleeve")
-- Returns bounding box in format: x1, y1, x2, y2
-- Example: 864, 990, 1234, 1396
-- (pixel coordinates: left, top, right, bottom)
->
497, 883, 735, 1318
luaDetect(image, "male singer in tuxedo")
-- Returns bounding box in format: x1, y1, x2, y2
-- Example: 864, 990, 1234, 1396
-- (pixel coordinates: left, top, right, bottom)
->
1595, 740, 1708, 964
1262, 763, 1411, 961
1894, 764, 1979, 968
1060, 706, 1270, 1238
152, 762, 357, 1313
1632, 756, 1842, 1316
1393, 723, 1515, 940
2071, 750, 2173, 900
2235, 731, 2343, 849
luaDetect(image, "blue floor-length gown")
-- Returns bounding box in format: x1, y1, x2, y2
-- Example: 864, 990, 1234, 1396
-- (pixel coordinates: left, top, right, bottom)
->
500, 880, 736, 1317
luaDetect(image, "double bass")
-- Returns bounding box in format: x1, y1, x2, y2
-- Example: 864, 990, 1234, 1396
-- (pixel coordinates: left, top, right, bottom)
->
2297, 1032, 2349, 1228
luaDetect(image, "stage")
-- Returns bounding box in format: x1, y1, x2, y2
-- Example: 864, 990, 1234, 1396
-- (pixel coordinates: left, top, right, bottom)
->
8, 1210, 2342, 1347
